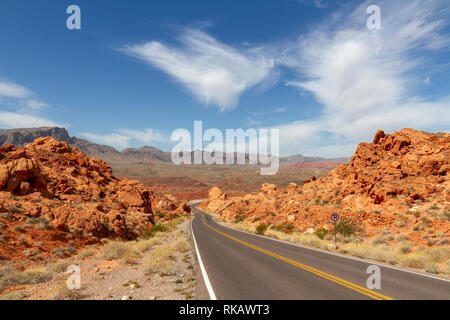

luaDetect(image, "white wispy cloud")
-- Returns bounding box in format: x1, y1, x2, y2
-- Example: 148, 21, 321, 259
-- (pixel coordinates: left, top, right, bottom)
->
79, 128, 169, 150
0, 80, 57, 129
0, 111, 60, 129
121, 29, 275, 111
26, 99, 49, 110
79, 132, 132, 150
275, 0, 450, 156
117, 128, 169, 145
0, 81, 32, 99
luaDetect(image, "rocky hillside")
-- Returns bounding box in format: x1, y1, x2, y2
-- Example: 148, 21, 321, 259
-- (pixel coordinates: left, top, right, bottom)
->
200, 129, 449, 248
0, 127, 349, 167
0, 137, 190, 266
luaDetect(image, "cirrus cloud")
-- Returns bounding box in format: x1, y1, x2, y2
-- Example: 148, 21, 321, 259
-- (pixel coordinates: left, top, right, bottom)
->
121, 29, 276, 111
274, 0, 450, 157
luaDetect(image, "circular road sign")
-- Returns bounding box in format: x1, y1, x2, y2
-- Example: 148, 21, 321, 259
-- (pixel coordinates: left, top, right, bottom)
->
330, 212, 340, 223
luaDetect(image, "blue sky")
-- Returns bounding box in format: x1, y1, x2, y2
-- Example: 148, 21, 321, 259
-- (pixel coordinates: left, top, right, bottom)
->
0, 0, 449, 156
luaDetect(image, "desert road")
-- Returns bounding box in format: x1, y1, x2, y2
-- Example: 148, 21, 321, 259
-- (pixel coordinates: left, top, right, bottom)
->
191, 206, 450, 300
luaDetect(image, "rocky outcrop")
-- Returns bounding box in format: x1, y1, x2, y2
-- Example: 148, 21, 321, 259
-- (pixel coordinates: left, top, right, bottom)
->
0, 137, 190, 262
200, 129, 449, 248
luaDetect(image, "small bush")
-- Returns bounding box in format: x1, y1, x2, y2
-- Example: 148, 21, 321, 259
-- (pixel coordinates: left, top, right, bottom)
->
255, 224, 267, 235
6, 206, 21, 213
315, 227, 329, 240
424, 262, 440, 274
400, 254, 427, 269
0, 266, 53, 291
45, 259, 74, 274
18, 236, 28, 245
396, 234, 409, 242
99, 241, 139, 262
52, 247, 77, 258
336, 218, 359, 237
76, 248, 97, 260
172, 239, 189, 253
14, 225, 25, 233
140, 223, 169, 238
397, 242, 411, 254
0, 290, 26, 300
49, 281, 82, 300
0, 212, 11, 220
144, 247, 173, 275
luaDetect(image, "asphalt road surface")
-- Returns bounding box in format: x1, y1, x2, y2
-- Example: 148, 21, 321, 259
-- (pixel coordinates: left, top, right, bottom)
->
191, 206, 450, 300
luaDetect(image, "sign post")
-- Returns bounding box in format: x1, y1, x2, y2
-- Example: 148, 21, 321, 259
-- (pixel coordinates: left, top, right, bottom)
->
330, 212, 340, 249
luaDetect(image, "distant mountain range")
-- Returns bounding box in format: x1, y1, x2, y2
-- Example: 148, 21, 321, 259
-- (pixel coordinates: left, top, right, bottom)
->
0, 127, 349, 166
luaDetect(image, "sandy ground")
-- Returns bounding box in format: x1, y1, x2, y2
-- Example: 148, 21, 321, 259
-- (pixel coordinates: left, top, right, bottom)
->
2, 218, 211, 300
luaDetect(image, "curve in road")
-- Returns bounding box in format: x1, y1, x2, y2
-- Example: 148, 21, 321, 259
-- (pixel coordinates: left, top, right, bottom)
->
191, 206, 450, 300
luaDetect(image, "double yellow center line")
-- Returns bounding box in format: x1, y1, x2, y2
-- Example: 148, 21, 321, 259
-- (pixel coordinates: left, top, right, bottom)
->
201, 214, 394, 300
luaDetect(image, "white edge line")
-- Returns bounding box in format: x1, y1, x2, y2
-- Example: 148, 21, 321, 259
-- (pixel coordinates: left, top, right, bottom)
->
195, 207, 450, 283
191, 217, 217, 300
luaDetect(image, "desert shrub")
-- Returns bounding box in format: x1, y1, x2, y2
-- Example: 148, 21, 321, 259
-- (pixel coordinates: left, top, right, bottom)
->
99, 241, 139, 262
49, 281, 82, 300
0, 266, 53, 291
134, 238, 161, 254
6, 206, 21, 213
424, 262, 440, 274
45, 259, 74, 274
18, 236, 28, 245
52, 247, 76, 258
372, 234, 394, 245
436, 238, 449, 246
396, 221, 406, 228
336, 218, 359, 237
283, 223, 295, 234
255, 224, 267, 235
0, 222, 5, 229
76, 248, 97, 260
0, 212, 10, 220
396, 234, 409, 242
397, 242, 411, 254
172, 239, 189, 253
400, 254, 427, 269
144, 246, 173, 275
413, 224, 426, 231
13, 225, 25, 232
315, 227, 329, 240
233, 215, 245, 223
23, 249, 39, 258
140, 223, 169, 239
425, 247, 450, 263
0, 290, 26, 300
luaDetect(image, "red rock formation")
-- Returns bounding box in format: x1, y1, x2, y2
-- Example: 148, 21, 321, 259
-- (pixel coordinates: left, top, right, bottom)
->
0, 137, 190, 263
200, 129, 449, 247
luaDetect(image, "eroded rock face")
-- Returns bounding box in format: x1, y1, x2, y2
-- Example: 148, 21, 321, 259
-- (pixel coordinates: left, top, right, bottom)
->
0, 137, 190, 262
200, 129, 449, 247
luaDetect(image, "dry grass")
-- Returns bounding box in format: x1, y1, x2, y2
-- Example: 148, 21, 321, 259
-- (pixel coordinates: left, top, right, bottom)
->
0, 266, 54, 291
143, 245, 175, 275
134, 237, 162, 254
0, 290, 26, 300
75, 248, 97, 260
98, 241, 140, 264
224, 220, 450, 275
49, 281, 82, 300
